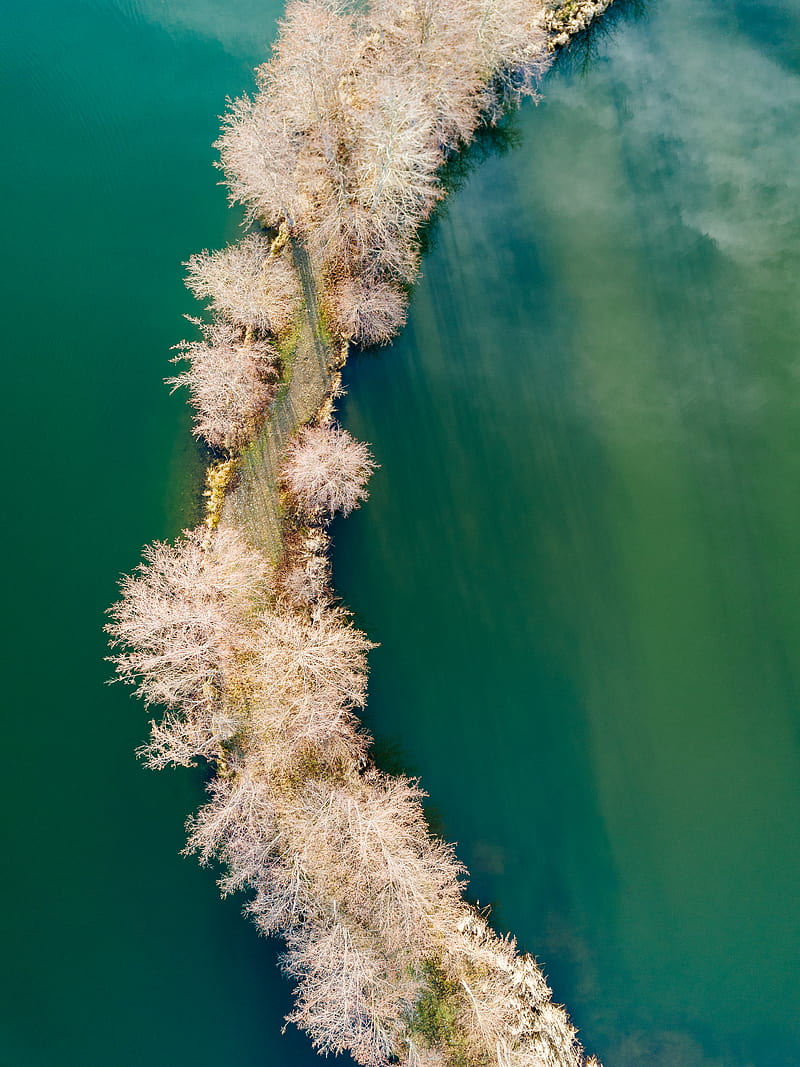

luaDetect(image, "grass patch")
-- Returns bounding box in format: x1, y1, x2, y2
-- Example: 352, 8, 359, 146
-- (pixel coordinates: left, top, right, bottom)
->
408, 960, 486, 1067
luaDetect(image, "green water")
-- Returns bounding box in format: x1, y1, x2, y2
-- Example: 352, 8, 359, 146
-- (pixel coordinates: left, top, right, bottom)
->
2, 0, 799, 1064
335, 2, 800, 1065
1, 1, 318, 1063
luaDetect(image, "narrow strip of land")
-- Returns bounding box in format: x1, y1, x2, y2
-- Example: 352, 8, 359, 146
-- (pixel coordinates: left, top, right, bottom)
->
109, 4, 618, 1065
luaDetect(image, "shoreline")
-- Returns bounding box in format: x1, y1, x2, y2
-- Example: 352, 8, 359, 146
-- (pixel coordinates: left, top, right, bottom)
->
216, 0, 617, 567
109, 3, 619, 1065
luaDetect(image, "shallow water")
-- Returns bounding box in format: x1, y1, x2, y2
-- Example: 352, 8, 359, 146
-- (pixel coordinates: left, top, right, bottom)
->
3, 0, 799, 1064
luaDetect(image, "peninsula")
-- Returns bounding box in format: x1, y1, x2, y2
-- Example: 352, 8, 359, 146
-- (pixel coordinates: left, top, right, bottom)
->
108, 3, 616, 1064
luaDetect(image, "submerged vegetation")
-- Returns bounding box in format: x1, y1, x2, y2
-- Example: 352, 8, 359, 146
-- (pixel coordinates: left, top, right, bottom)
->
108, 1, 616, 1064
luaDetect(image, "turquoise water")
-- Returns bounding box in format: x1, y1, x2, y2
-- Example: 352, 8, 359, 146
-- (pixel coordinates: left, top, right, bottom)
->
1, 1, 318, 1063
335, 2, 800, 1065
3, 0, 799, 1064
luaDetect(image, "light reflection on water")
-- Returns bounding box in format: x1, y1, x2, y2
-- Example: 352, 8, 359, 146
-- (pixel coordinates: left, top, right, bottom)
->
334, 1, 800, 1065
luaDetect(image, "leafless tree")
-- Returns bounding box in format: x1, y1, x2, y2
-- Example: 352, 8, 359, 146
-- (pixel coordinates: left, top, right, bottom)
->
266, 1, 358, 158
106, 528, 269, 763
280, 555, 331, 607
308, 198, 423, 289
216, 1, 359, 227
348, 70, 441, 217
302, 63, 441, 284
168, 319, 278, 451
256, 604, 374, 707
280, 527, 332, 608
469, 0, 551, 109
185, 769, 281, 896
187, 770, 328, 925
281, 776, 466, 954
138, 711, 229, 770
368, 0, 490, 150
107, 527, 268, 709
184, 233, 301, 334
436, 911, 596, 1067
259, 688, 371, 775
283, 918, 415, 1066
216, 94, 301, 226
283, 424, 377, 519
324, 274, 409, 345
221, 601, 375, 775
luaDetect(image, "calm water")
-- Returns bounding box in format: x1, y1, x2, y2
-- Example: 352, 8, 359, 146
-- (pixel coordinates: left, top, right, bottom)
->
1, 1, 319, 1064
2, 0, 799, 1064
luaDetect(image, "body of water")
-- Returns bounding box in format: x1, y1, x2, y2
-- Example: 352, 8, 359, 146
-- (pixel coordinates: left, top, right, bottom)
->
2, 0, 799, 1064
1, 1, 320, 1063
335, 2, 800, 1065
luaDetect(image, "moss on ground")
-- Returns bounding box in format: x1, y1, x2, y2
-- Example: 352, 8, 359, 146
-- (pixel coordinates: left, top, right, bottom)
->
408, 960, 488, 1067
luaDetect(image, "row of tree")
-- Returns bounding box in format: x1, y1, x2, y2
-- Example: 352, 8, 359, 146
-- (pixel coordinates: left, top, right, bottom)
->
111, 0, 614, 1063
108, 514, 597, 1066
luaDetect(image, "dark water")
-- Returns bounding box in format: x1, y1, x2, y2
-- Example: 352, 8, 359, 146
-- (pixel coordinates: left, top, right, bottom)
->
3, 0, 799, 1064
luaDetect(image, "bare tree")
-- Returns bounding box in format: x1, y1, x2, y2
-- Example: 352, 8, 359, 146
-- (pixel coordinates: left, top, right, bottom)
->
216, 0, 359, 227
226, 602, 376, 775
216, 94, 301, 226
185, 770, 280, 895
280, 528, 332, 607
106, 528, 269, 762
283, 424, 377, 519
348, 70, 441, 220
283, 918, 415, 1065
255, 604, 374, 708
302, 64, 441, 284
184, 233, 301, 334
281, 776, 466, 954
139, 711, 229, 770
280, 555, 331, 607
369, 0, 551, 148
307, 196, 423, 289
369, 0, 487, 150
168, 319, 278, 451
435, 911, 597, 1067
468, 0, 551, 109
257, 688, 371, 776
324, 275, 409, 345
265, 1, 358, 159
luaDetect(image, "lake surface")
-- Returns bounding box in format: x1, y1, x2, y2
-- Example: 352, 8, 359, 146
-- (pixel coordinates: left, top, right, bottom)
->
2, 0, 799, 1065
335, 2, 800, 1065
1, 1, 318, 1063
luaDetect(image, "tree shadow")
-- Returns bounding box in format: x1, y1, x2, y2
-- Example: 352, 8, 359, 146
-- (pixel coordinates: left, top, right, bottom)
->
551, 0, 649, 78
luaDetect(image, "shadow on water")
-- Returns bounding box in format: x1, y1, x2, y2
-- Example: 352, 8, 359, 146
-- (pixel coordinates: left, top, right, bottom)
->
334, 0, 800, 1065
552, 0, 649, 77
